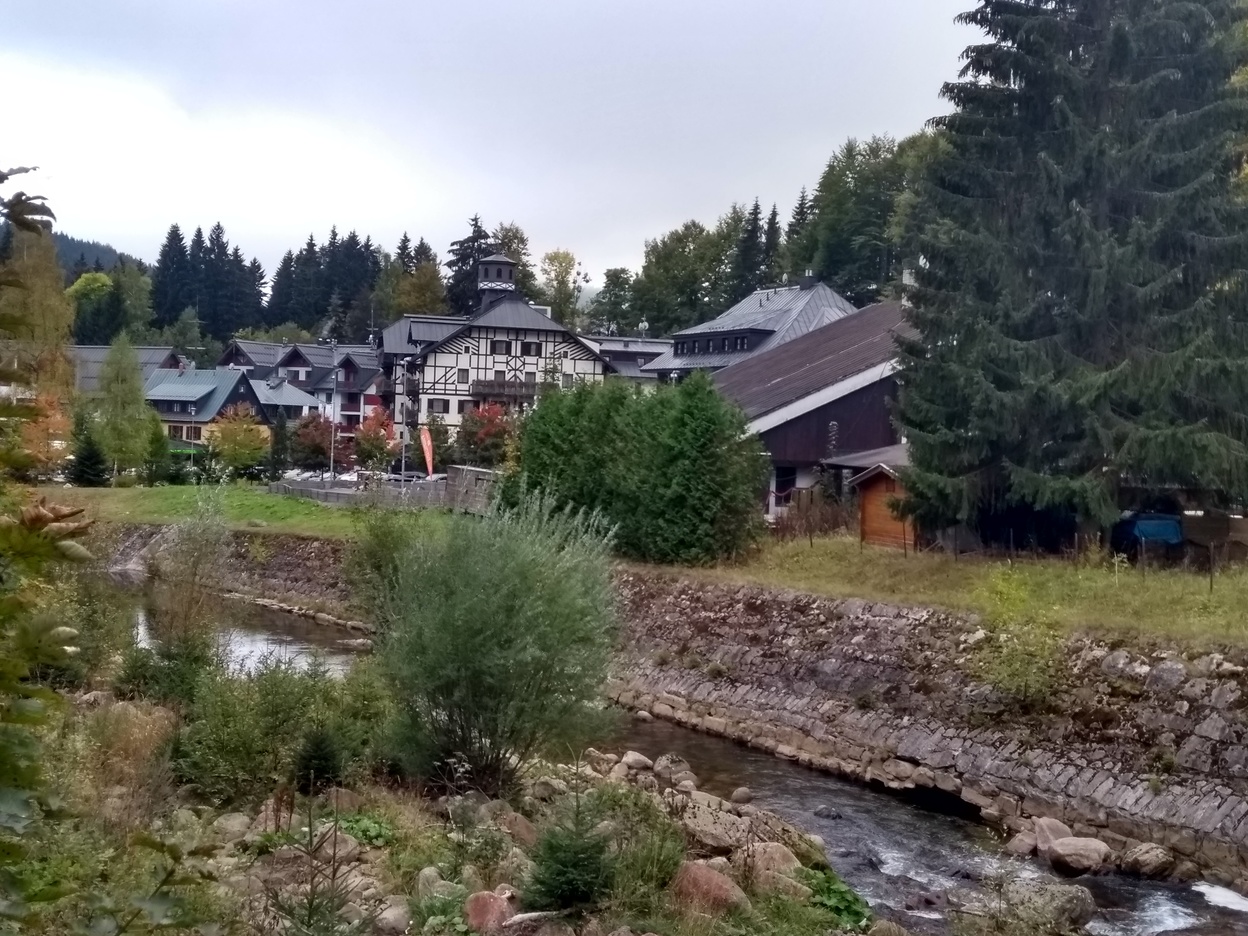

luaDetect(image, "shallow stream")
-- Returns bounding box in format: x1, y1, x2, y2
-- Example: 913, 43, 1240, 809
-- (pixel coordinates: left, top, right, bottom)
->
136, 594, 1248, 936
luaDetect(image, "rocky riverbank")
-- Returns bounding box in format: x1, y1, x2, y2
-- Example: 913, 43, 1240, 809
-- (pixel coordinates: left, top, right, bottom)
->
106, 524, 1248, 893
607, 572, 1248, 894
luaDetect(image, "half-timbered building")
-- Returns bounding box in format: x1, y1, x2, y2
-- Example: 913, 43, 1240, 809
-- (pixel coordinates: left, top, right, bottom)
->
382, 254, 609, 437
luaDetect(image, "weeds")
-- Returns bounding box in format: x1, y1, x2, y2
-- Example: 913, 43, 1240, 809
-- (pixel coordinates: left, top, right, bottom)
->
973, 568, 1062, 711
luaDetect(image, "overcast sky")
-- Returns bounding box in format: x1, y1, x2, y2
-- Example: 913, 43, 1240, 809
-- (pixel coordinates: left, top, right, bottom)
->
6, 1, 974, 285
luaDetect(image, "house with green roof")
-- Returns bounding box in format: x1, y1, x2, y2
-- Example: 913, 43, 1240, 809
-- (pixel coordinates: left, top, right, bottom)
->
143, 367, 269, 452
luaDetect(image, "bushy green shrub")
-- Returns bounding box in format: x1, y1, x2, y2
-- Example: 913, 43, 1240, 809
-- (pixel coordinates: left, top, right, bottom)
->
30, 574, 133, 689
293, 724, 346, 795
115, 638, 220, 706
366, 495, 615, 796
587, 784, 684, 912
511, 372, 769, 564
801, 869, 872, 931
524, 814, 615, 912
973, 567, 1062, 711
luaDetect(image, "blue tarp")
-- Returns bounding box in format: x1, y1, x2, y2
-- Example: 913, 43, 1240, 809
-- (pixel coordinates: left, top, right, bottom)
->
1115, 514, 1183, 547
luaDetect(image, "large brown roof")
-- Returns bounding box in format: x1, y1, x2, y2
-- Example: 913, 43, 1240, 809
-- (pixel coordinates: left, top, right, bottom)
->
712, 301, 913, 421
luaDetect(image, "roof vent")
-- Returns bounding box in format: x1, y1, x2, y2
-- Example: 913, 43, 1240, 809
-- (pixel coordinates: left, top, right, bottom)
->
799, 270, 817, 290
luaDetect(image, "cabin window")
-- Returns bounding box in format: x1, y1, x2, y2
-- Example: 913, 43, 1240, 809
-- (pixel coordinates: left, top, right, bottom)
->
457, 369, 469, 384
521, 341, 542, 357
458, 400, 476, 414
496, 267, 503, 279
562, 374, 574, 390
735, 336, 749, 351
427, 398, 450, 414
722, 337, 730, 352
508, 267, 514, 280
188, 426, 202, 441
494, 370, 506, 383
167, 425, 183, 440
524, 372, 537, 384
491, 340, 511, 355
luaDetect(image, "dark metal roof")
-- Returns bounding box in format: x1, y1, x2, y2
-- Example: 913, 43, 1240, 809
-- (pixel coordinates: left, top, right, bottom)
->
227, 340, 286, 368
380, 315, 468, 355
472, 296, 567, 332
480, 253, 514, 263
582, 335, 673, 355
642, 283, 857, 374
712, 301, 913, 421
143, 368, 251, 422
71, 345, 182, 395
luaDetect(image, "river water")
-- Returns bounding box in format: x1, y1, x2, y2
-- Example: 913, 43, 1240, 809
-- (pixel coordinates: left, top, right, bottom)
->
149, 599, 1248, 936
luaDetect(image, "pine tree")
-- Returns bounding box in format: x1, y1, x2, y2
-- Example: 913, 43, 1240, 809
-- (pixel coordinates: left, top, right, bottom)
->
787, 187, 813, 246
726, 198, 765, 305
95, 333, 150, 477
72, 277, 128, 345
411, 237, 438, 267
395, 233, 414, 273
762, 204, 782, 286
187, 226, 206, 318
151, 224, 191, 328
66, 412, 108, 487
290, 235, 322, 330
897, 0, 1248, 539
444, 215, 493, 316
585, 268, 635, 334
141, 414, 170, 486
267, 250, 296, 327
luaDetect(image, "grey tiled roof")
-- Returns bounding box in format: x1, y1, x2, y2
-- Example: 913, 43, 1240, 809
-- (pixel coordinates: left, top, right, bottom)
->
642, 283, 858, 375
71, 345, 182, 395
712, 301, 912, 421
230, 340, 286, 368
473, 296, 568, 332
582, 335, 673, 355
250, 379, 322, 410
143, 368, 250, 422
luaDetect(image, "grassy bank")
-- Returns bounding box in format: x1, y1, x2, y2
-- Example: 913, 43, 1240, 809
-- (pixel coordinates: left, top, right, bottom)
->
682, 534, 1248, 646
36, 484, 357, 538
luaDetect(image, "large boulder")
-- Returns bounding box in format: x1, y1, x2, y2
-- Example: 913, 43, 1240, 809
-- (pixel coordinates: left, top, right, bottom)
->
530, 777, 568, 801
499, 846, 535, 886
670, 862, 750, 915
375, 896, 412, 936
653, 753, 692, 780
497, 811, 539, 850
1032, 817, 1073, 858
1002, 880, 1097, 930
621, 751, 654, 771
730, 842, 803, 881
755, 869, 812, 901
465, 890, 516, 935
1005, 832, 1036, 857
730, 787, 754, 805
1047, 837, 1111, 877
1121, 842, 1175, 879
666, 794, 751, 853
211, 812, 253, 845
314, 826, 362, 865
417, 866, 444, 900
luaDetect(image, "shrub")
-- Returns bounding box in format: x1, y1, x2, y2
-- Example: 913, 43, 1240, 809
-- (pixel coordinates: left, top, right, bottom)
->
524, 811, 615, 912
29, 573, 133, 689
511, 372, 769, 564
337, 814, 396, 848
368, 494, 615, 796
801, 868, 871, 931
115, 639, 221, 706
293, 724, 346, 795
589, 785, 685, 913
973, 568, 1062, 711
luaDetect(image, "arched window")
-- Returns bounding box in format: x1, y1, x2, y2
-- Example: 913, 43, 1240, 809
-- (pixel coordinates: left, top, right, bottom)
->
508, 268, 514, 280
496, 267, 503, 279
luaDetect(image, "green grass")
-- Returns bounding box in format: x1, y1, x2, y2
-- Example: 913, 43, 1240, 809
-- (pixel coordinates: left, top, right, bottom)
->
672, 533, 1248, 646
38, 484, 359, 538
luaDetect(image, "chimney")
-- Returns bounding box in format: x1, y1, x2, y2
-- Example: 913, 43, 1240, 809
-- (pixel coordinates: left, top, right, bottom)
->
799, 269, 817, 290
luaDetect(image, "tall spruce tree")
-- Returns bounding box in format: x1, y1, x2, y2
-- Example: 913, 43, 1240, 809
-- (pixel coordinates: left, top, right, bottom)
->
726, 198, 765, 304
411, 237, 438, 267
267, 251, 296, 326
67, 411, 108, 487
897, 0, 1248, 540
395, 232, 414, 273
444, 215, 493, 316
151, 223, 191, 327
762, 204, 782, 286
787, 187, 813, 247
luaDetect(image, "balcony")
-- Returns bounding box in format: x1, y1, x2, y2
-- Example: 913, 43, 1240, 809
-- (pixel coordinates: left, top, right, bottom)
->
470, 379, 538, 401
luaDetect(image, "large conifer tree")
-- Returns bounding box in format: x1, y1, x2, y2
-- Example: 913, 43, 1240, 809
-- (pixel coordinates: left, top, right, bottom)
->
444, 215, 493, 316
727, 198, 765, 304
897, 0, 1248, 538
151, 224, 191, 328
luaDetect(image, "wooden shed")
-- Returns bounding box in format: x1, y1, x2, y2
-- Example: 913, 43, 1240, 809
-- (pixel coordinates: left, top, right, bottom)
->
849, 464, 913, 550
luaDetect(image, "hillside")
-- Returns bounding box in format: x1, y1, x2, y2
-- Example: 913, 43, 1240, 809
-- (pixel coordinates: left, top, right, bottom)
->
50, 229, 143, 272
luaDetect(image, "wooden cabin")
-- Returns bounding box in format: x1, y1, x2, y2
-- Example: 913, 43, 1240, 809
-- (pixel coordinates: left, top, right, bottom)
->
850, 464, 914, 550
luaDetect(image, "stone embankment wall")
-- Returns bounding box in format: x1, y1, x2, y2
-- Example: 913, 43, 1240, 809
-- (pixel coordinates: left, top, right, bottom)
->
606, 572, 1248, 890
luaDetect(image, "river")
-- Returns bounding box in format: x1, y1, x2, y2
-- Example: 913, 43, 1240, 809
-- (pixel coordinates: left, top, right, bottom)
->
146, 597, 1248, 936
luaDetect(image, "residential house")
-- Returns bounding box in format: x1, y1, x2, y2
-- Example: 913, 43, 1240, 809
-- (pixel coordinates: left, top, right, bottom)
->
825, 444, 913, 549
217, 341, 385, 432
641, 278, 858, 381
143, 367, 270, 450
250, 377, 323, 423
70, 345, 183, 395
580, 335, 673, 383
379, 254, 608, 439
712, 301, 913, 515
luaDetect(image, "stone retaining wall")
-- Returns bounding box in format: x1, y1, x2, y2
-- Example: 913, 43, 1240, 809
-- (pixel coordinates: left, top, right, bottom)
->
606, 571, 1248, 890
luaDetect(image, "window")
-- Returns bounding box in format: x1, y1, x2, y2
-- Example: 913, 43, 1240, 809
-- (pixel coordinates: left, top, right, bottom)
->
722, 337, 730, 352
494, 370, 506, 383
496, 267, 503, 279
521, 341, 542, 357
344, 414, 361, 428
774, 466, 798, 508
172, 402, 182, 413
167, 425, 183, 440
457, 368, 469, 384
561, 350, 569, 359
734, 336, 749, 351
561, 374, 574, 390
188, 426, 202, 442
458, 400, 476, 414
883, 477, 897, 494
427, 398, 450, 414
508, 267, 514, 280
491, 340, 511, 355
344, 392, 361, 410
524, 372, 537, 384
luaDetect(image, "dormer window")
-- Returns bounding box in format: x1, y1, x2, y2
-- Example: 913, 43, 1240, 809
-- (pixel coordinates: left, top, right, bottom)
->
722, 337, 729, 352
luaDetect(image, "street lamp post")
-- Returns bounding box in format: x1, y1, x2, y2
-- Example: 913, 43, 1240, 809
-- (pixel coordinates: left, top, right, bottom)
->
189, 403, 197, 478
399, 356, 411, 485
327, 340, 339, 481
